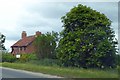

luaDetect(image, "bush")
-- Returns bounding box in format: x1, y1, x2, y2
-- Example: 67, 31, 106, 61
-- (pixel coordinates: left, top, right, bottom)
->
28, 58, 61, 66
118, 66, 120, 77
116, 54, 120, 66
19, 53, 38, 62
2, 53, 17, 62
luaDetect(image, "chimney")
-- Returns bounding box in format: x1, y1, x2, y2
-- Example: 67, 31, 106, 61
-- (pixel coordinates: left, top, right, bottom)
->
22, 31, 27, 38
35, 31, 41, 37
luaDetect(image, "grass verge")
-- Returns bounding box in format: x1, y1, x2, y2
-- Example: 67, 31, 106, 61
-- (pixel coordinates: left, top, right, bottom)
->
2, 62, 119, 78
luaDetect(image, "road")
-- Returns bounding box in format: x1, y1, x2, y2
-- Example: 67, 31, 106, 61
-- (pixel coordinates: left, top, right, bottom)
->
1, 67, 61, 78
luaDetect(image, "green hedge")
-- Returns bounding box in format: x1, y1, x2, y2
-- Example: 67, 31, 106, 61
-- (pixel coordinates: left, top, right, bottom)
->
118, 66, 120, 77
18, 53, 38, 62
27, 58, 60, 66
2, 53, 17, 62
2, 53, 38, 63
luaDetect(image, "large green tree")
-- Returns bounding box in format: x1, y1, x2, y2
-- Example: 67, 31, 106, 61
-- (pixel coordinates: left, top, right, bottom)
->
34, 31, 58, 59
0, 33, 6, 51
57, 4, 118, 69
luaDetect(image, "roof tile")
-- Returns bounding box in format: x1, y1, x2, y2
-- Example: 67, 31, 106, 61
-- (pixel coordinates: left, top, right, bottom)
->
11, 36, 35, 47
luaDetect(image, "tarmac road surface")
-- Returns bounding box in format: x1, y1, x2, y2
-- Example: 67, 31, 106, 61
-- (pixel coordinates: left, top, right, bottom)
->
1, 67, 61, 78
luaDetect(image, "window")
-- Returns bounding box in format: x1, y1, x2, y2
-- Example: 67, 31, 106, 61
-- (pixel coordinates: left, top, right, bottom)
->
24, 47, 26, 51
20, 47, 22, 51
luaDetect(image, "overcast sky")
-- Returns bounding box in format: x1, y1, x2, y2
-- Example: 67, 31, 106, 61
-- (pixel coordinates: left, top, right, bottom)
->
0, 0, 119, 52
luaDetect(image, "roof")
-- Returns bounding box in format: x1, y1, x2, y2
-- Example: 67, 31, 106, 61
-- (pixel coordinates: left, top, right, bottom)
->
11, 36, 35, 47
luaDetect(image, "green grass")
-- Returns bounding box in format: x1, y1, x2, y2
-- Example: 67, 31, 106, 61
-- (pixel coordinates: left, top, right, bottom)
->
2, 62, 119, 78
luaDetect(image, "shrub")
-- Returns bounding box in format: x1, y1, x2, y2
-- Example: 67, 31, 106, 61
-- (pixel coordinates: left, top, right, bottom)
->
28, 58, 61, 66
2, 53, 17, 62
118, 66, 120, 77
116, 54, 120, 66
19, 53, 38, 62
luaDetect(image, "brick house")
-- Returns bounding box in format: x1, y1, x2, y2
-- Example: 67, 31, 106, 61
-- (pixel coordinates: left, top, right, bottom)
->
11, 31, 41, 55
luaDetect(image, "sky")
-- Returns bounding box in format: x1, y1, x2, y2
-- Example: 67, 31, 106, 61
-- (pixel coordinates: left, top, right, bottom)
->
0, 0, 119, 52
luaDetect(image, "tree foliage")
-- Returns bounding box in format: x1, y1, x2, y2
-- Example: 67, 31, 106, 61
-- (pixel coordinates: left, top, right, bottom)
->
57, 4, 118, 69
34, 31, 58, 59
0, 33, 6, 51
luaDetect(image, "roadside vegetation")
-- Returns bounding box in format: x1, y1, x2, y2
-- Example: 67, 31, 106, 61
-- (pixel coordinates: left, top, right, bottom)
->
2, 62, 118, 78
1, 4, 120, 78
2, 52, 17, 62
1, 53, 120, 78
1, 53, 119, 78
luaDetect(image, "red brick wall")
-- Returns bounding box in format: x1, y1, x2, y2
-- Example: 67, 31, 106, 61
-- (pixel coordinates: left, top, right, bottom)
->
25, 43, 35, 54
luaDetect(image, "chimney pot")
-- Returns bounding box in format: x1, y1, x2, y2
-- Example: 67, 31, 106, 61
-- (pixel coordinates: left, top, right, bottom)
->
36, 31, 41, 36
22, 31, 27, 38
